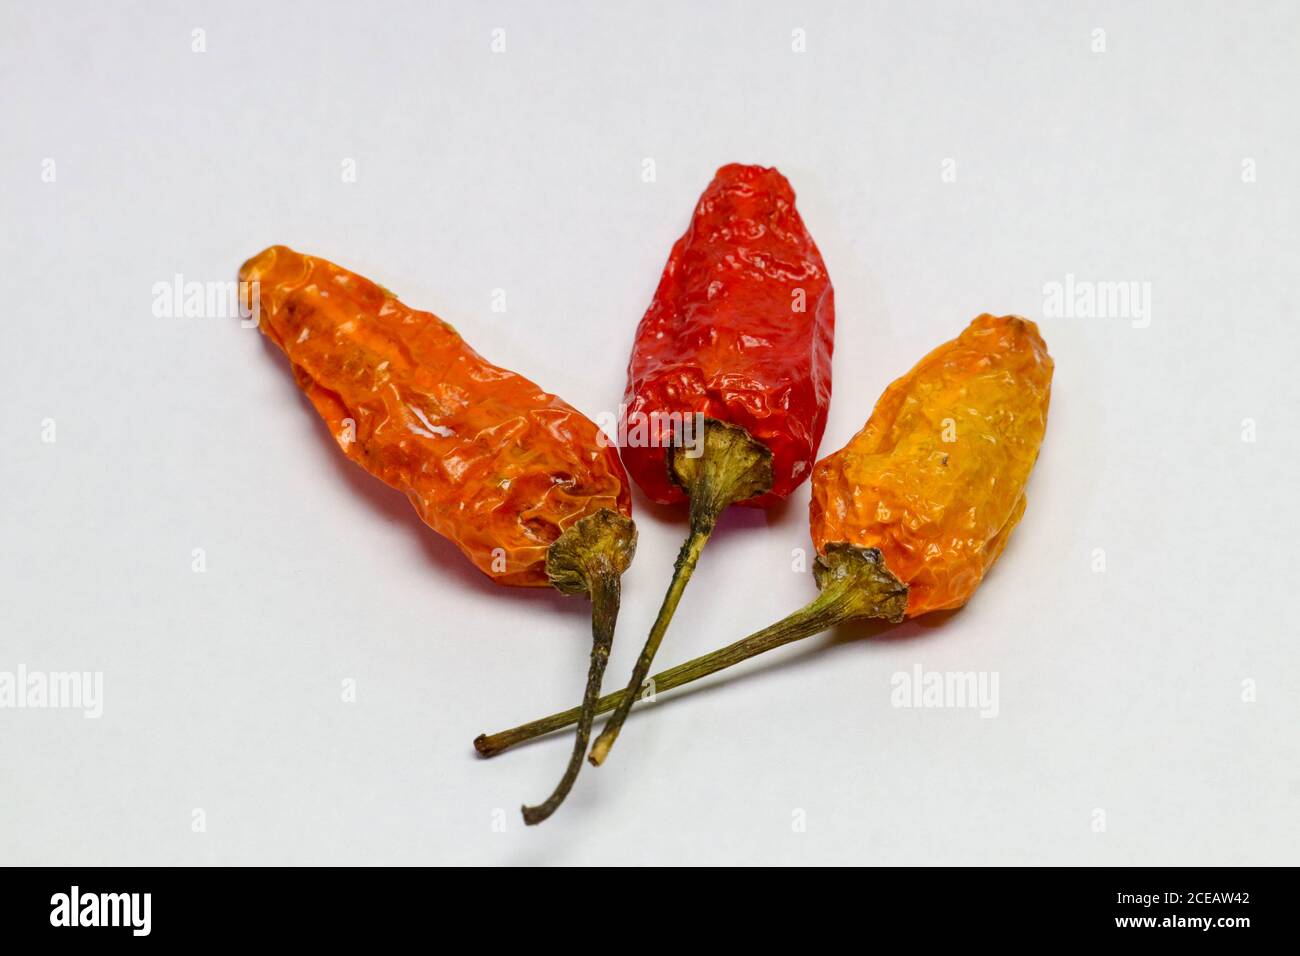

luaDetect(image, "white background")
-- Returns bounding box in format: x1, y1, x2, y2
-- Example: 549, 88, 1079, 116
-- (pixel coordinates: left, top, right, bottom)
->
2, 1, 1297, 865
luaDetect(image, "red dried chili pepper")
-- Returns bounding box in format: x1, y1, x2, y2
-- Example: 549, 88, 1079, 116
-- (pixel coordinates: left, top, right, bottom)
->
476, 315, 1052, 757
241, 245, 636, 824
586, 164, 834, 765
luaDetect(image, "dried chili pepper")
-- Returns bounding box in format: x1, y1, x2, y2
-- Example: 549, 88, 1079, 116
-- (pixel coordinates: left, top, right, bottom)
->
240, 245, 636, 824
585, 163, 834, 765
476, 314, 1052, 756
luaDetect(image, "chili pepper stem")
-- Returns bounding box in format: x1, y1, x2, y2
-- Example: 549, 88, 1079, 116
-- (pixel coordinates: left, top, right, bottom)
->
587, 419, 773, 766
513, 510, 636, 825
586, 525, 708, 765
519, 573, 619, 825
476, 545, 907, 757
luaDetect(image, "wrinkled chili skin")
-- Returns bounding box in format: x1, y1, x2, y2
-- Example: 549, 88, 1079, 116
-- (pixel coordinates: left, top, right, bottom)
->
621, 164, 834, 508
811, 314, 1053, 616
240, 246, 631, 587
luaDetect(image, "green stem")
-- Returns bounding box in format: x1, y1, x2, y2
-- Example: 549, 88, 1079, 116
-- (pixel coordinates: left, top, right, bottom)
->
587, 418, 773, 766
587, 525, 708, 765
515, 509, 636, 825
520, 572, 619, 825
475, 544, 907, 758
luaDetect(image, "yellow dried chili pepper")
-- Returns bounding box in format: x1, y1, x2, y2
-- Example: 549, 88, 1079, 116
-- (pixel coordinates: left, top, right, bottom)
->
475, 314, 1053, 756
810, 311, 1052, 617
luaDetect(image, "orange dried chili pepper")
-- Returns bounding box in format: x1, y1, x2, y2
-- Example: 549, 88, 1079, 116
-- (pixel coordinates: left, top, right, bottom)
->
475, 314, 1052, 756
241, 245, 636, 824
